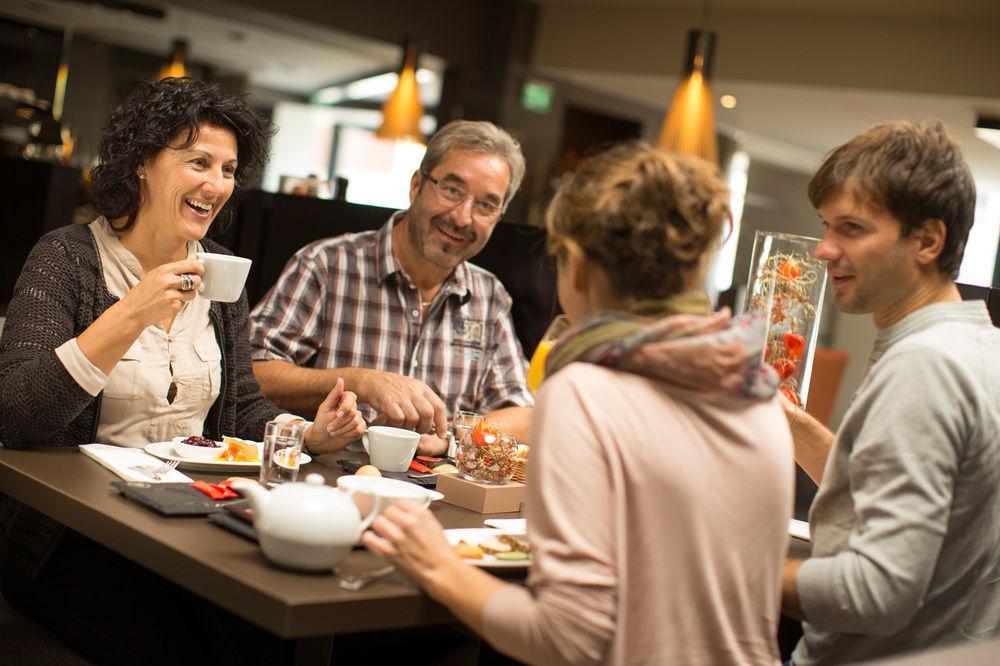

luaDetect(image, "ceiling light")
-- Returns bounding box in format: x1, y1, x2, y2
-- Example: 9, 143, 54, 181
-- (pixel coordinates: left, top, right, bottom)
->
657, 29, 718, 164
376, 39, 425, 144
720, 94, 736, 109
975, 116, 1000, 151
158, 39, 188, 80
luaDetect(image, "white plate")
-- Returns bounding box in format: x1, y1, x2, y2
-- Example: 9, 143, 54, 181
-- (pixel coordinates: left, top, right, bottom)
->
444, 529, 532, 569
144, 441, 312, 473
337, 475, 444, 502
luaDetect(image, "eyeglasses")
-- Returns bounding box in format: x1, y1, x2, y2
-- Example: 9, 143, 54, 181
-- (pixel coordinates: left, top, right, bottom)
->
421, 172, 503, 222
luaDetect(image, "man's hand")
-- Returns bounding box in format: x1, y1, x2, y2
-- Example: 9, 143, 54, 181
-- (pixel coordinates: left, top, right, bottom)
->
782, 558, 806, 620
778, 390, 836, 485
416, 433, 449, 456
357, 370, 447, 436
304, 377, 366, 455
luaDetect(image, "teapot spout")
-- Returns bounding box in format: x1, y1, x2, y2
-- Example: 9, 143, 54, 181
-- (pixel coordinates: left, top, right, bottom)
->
230, 478, 269, 517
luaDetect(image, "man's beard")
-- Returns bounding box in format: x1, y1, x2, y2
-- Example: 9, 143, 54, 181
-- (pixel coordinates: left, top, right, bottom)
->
412, 214, 479, 269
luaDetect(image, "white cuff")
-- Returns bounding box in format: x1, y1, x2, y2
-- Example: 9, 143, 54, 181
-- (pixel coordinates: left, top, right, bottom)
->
55, 338, 108, 397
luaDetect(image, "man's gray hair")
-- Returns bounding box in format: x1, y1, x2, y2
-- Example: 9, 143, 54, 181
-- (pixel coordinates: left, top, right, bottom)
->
419, 120, 526, 209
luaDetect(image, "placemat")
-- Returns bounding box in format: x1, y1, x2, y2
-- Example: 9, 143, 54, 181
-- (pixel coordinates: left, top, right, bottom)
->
111, 481, 246, 516
208, 510, 258, 542
336, 459, 438, 488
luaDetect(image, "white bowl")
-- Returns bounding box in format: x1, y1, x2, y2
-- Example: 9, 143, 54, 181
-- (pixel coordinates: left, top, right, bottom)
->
172, 436, 224, 461
336, 475, 443, 516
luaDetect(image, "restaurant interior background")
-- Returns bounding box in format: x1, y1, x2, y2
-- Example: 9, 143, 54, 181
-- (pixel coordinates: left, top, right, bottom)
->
2, 0, 1000, 436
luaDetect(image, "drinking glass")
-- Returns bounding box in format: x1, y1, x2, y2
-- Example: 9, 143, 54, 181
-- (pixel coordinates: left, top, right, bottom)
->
448, 410, 482, 459
259, 420, 307, 487
526, 315, 571, 393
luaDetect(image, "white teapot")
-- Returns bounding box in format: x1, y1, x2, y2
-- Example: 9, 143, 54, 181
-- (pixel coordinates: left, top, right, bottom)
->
232, 474, 377, 572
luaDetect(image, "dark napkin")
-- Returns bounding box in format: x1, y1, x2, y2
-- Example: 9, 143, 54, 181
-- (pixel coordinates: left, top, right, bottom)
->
112, 481, 247, 516
336, 459, 438, 488
208, 506, 258, 542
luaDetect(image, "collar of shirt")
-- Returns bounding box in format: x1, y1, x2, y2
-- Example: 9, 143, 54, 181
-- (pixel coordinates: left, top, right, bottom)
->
374, 212, 471, 304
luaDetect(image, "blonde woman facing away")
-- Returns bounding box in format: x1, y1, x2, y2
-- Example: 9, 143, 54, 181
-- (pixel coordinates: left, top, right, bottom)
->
364, 142, 794, 665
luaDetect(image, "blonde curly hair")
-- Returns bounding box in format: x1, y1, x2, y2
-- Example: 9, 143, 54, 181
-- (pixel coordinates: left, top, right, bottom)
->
546, 142, 730, 302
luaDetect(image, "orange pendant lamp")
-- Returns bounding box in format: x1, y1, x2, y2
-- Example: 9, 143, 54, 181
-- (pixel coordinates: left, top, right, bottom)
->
657, 30, 718, 165
376, 40, 425, 144
158, 39, 188, 80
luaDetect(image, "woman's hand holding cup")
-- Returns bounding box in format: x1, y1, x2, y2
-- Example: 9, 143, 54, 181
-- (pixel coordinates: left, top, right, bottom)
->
117, 257, 205, 328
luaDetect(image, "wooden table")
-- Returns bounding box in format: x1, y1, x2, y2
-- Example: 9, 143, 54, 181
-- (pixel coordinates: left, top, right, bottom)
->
0, 447, 524, 665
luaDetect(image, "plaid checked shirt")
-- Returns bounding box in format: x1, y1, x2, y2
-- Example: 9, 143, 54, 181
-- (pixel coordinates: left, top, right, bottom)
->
249, 215, 533, 422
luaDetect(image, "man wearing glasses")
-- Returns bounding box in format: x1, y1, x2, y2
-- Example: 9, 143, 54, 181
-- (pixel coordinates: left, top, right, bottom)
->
249, 121, 533, 455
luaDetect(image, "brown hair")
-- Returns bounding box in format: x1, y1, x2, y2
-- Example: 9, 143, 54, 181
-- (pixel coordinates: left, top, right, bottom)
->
545, 142, 730, 302
807, 120, 976, 278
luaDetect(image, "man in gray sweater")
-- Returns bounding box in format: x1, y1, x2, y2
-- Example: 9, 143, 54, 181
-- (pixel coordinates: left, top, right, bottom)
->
782, 120, 1000, 665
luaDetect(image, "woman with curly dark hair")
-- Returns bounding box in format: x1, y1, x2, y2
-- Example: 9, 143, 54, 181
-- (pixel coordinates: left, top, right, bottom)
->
0, 77, 363, 664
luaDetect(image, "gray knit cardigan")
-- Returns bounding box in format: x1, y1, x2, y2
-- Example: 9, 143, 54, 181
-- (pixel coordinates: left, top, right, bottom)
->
0, 223, 282, 579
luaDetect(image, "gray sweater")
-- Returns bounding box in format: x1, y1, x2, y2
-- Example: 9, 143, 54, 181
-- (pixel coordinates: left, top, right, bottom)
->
793, 301, 1000, 665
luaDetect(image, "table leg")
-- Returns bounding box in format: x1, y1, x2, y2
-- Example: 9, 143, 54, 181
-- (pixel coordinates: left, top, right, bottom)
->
294, 636, 333, 666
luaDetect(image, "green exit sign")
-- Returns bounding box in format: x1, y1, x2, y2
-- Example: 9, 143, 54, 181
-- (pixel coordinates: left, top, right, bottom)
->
521, 80, 554, 114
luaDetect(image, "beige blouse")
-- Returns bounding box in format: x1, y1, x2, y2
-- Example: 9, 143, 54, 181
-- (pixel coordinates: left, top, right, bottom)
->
54, 218, 221, 448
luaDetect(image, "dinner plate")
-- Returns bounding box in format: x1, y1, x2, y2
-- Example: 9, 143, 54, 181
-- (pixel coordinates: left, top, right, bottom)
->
144, 441, 312, 473
444, 528, 532, 569
336, 474, 444, 502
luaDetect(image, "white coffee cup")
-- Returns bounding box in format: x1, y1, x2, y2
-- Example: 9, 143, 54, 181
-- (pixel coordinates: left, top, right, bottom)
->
195, 252, 252, 303
361, 425, 420, 472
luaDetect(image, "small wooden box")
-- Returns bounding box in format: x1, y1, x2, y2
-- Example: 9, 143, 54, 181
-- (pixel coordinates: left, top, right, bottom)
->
435, 473, 524, 514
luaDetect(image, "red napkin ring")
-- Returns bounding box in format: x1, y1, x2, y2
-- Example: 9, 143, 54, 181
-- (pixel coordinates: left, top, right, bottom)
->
191, 480, 239, 500
409, 460, 434, 474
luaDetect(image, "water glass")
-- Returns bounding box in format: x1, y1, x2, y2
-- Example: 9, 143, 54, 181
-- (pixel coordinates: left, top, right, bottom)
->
259, 420, 307, 487
449, 410, 482, 459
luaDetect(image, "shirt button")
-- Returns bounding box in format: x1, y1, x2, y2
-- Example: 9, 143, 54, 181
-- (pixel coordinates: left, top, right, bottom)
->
411, 309, 420, 318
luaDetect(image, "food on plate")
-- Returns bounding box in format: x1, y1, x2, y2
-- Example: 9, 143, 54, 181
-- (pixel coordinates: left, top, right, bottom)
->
495, 551, 530, 561
218, 436, 261, 463
499, 534, 531, 554
431, 463, 458, 475
454, 541, 484, 560
455, 418, 518, 484
355, 465, 382, 477
478, 536, 512, 555
181, 435, 220, 448
453, 534, 531, 563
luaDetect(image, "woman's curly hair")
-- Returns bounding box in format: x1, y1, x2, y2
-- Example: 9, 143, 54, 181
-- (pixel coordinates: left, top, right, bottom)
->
90, 77, 273, 232
546, 142, 730, 302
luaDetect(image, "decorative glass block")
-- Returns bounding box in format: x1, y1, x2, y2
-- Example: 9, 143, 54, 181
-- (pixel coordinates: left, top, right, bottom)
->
743, 231, 827, 408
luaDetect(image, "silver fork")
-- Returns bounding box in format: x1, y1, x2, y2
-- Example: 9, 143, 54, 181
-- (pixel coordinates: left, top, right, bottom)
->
130, 459, 180, 481
339, 564, 395, 591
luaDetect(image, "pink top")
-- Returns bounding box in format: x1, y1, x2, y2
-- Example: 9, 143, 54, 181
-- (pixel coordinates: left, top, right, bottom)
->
482, 362, 793, 665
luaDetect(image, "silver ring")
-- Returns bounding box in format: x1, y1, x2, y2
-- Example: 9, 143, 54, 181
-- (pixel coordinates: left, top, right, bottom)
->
179, 274, 195, 292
